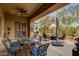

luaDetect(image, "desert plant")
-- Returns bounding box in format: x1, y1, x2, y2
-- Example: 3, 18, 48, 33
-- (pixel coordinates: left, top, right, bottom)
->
67, 26, 77, 36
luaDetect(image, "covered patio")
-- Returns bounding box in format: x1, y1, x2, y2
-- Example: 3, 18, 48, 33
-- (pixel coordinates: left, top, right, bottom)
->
0, 3, 76, 56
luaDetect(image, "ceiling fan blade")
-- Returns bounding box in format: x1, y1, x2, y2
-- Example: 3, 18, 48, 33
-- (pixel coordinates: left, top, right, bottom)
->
16, 8, 28, 16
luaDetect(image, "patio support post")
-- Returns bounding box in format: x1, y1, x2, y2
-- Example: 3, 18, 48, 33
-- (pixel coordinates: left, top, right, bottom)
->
27, 19, 30, 37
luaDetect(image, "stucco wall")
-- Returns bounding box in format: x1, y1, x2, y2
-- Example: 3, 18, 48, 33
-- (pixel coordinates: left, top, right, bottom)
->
30, 21, 34, 38
4, 14, 28, 38
0, 8, 5, 51
0, 9, 28, 52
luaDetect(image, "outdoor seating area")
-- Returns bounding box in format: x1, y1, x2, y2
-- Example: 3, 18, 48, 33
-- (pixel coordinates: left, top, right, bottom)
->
0, 3, 79, 56
2, 36, 50, 56
1, 36, 77, 56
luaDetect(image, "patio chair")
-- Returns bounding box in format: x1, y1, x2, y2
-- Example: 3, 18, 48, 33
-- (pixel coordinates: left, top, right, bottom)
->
2, 39, 22, 56
34, 40, 41, 45
50, 35, 56, 40
33, 35, 42, 45
31, 43, 50, 56
9, 38, 21, 46
58, 34, 65, 40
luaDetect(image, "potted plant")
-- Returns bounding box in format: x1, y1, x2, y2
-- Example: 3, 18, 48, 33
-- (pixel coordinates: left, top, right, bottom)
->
74, 36, 79, 51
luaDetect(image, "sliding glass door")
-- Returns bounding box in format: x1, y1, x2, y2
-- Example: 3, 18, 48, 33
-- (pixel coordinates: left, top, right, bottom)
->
15, 22, 20, 37
15, 22, 26, 38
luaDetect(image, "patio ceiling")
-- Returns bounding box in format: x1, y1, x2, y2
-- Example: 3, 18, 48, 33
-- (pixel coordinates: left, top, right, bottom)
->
0, 3, 55, 18
0, 3, 69, 20
0, 3, 41, 17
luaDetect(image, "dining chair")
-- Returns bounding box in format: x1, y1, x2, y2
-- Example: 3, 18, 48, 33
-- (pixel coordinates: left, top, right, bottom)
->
34, 36, 42, 45
2, 39, 22, 56
31, 43, 50, 56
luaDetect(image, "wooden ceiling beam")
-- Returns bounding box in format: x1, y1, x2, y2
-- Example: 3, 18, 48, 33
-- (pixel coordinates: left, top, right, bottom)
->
28, 3, 56, 20
30, 3, 69, 22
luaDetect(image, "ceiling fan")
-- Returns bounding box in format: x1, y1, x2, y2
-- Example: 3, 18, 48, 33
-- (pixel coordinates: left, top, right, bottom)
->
16, 8, 28, 16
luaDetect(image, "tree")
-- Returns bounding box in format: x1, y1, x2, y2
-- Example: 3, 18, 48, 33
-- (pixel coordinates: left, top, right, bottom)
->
36, 16, 55, 34
57, 7, 77, 36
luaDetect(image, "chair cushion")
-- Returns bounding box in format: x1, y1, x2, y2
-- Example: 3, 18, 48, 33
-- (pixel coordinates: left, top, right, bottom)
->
38, 47, 47, 56
34, 40, 41, 45
32, 48, 38, 55
32, 43, 49, 56
32, 47, 44, 56
10, 41, 21, 53
38, 47, 44, 54
38, 51, 47, 56
8, 44, 21, 53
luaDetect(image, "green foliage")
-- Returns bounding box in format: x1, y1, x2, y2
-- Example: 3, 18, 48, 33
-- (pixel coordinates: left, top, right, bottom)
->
34, 4, 79, 37
67, 27, 77, 36
58, 25, 77, 36
35, 16, 55, 34
58, 25, 66, 35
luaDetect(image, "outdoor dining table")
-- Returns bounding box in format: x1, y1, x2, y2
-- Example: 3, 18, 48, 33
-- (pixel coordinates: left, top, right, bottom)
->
15, 37, 42, 56
16, 39, 35, 56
